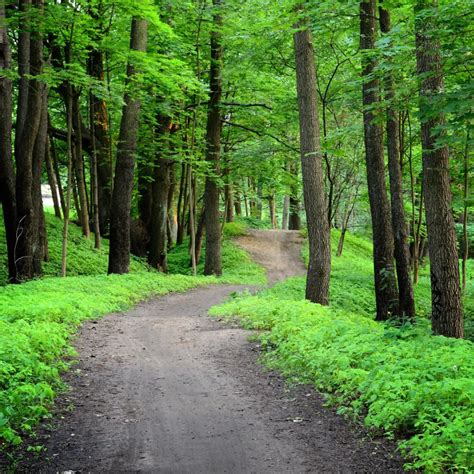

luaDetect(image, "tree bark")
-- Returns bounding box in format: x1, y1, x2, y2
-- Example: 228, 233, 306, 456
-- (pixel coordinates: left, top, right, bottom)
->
415, 0, 463, 337
293, 13, 331, 305
148, 158, 171, 271
108, 17, 148, 274
0, 1, 17, 282
461, 129, 469, 291
72, 91, 90, 238
203, 0, 223, 276
282, 195, 290, 230
45, 136, 62, 219
379, 3, 415, 319
15, 0, 45, 281
360, 0, 399, 320
88, 47, 113, 235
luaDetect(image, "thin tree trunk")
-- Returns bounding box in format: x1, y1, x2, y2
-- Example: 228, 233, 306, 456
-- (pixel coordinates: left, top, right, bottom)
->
167, 160, 176, 250
360, 0, 399, 320
88, 43, 113, 235
234, 191, 242, 216
89, 92, 101, 248
294, 12, 331, 305
108, 17, 148, 274
50, 135, 67, 217
189, 166, 197, 276
461, 129, 469, 292
379, 3, 415, 319
61, 86, 74, 277
176, 163, 187, 245
0, 2, 17, 282
72, 92, 90, 238
415, 0, 463, 338
282, 195, 290, 230
268, 195, 277, 229
148, 158, 170, 271
32, 88, 49, 272
336, 186, 359, 257
45, 136, 62, 219
203, 0, 223, 276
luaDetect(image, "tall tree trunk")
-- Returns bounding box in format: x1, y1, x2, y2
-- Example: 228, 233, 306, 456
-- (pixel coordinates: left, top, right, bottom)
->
72, 92, 90, 238
108, 17, 148, 274
61, 87, 74, 277
203, 0, 223, 276
282, 195, 290, 230
45, 136, 62, 219
234, 191, 242, 216
148, 158, 170, 271
50, 134, 67, 217
32, 89, 49, 272
289, 196, 301, 230
15, 0, 30, 149
461, 129, 469, 292
0, 2, 17, 282
415, 0, 463, 337
268, 195, 277, 229
176, 163, 187, 245
89, 92, 101, 249
15, 0, 44, 281
293, 12, 331, 305
88, 47, 113, 235
379, 3, 415, 319
360, 0, 399, 320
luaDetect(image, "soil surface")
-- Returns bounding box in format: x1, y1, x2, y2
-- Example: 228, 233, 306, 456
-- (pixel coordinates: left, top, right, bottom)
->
11, 231, 405, 473
234, 230, 306, 283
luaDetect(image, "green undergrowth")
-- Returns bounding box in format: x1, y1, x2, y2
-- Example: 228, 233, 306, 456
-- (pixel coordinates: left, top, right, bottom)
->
0, 272, 215, 451
210, 229, 474, 472
0, 212, 150, 286
167, 225, 266, 285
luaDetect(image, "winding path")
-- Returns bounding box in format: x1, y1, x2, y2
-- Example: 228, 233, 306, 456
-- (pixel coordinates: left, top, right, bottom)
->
17, 231, 404, 473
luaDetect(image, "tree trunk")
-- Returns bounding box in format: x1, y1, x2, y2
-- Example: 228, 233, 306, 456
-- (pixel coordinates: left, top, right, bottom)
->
72, 92, 90, 238
89, 92, 101, 249
293, 13, 331, 305
61, 86, 73, 277
234, 191, 242, 216
379, 3, 415, 319
108, 17, 148, 274
32, 89, 49, 272
282, 195, 290, 230
50, 135, 67, 217
176, 163, 187, 245
289, 195, 301, 230
148, 158, 170, 271
268, 195, 277, 229
415, 0, 463, 337
45, 136, 62, 219
0, 2, 17, 282
88, 46, 113, 235
461, 129, 469, 291
360, 0, 399, 320
15, 0, 45, 281
203, 0, 223, 276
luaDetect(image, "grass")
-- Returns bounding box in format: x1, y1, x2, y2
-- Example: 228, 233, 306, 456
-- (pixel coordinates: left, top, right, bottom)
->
210, 228, 474, 472
0, 213, 151, 286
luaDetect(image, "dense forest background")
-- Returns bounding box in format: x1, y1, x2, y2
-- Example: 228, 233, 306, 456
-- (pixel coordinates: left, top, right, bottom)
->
0, 0, 472, 335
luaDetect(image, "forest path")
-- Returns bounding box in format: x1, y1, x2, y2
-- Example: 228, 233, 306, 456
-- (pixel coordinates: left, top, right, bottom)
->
234, 229, 306, 284
18, 231, 404, 473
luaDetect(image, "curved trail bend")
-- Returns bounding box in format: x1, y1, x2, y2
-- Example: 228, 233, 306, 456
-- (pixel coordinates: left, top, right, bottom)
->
18, 231, 404, 473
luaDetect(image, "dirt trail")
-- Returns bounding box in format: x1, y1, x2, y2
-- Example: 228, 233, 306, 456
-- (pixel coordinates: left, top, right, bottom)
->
16, 231, 404, 473
234, 230, 306, 283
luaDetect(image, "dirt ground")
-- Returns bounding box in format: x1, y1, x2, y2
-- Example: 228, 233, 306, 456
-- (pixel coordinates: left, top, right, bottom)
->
10, 231, 406, 473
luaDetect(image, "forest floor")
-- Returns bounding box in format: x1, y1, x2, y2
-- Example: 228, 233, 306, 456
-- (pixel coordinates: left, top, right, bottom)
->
15, 231, 405, 473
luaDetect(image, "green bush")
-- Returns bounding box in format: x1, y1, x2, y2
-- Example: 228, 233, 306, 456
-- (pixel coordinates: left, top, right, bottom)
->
0, 212, 150, 286
210, 295, 474, 472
